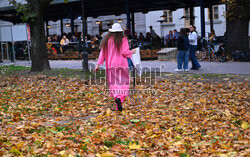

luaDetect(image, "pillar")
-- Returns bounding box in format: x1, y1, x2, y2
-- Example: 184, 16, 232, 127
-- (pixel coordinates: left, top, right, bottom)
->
126, 0, 131, 32
209, 5, 214, 33
71, 16, 75, 35
60, 18, 64, 36
131, 12, 135, 35
85, 17, 88, 35
190, 7, 194, 26
81, 0, 89, 72
200, 0, 205, 38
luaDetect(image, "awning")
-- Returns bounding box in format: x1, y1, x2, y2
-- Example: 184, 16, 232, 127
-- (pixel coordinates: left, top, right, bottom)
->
0, 0, 222, 23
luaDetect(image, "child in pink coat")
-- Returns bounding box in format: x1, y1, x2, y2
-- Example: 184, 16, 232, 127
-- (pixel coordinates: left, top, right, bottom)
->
93, 23, 136, 111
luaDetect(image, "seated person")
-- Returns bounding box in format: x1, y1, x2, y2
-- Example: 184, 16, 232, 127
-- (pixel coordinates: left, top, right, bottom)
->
70, 35, 78, 51
209, 30, 216, 42
51, 35, 60, 54
70, 35, 78, 42
60, 35, 69, 53
46, 37, 53, 53
138, 33, 145, 42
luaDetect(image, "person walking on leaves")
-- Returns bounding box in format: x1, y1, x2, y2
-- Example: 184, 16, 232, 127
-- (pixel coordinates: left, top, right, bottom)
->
188, 25, 201, 70
93, 23, 136, 111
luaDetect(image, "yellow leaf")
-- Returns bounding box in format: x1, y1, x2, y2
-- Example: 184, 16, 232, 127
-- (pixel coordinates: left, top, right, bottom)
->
105, 108, 111, 116
200, 98, 206, 103
57, 132, 64, 137
129, 143, 141, 149
224, 109, 231, 117
167, 128, 173, 133
241, 122, 249, 129
100, 151, 114, 157
173, 141, 182, 146
59, 150, 66, 156
17, 142, 24, 149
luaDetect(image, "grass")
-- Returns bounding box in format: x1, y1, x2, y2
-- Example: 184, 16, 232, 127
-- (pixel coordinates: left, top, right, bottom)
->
0, 65, 105, 79
0, 65, 30, 75
0, 65, 247, 83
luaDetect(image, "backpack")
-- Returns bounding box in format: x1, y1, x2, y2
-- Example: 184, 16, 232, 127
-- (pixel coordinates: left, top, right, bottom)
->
196, 36, 202, 51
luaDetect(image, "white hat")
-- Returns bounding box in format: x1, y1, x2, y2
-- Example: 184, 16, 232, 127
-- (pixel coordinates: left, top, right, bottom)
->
109, 23, 124, 32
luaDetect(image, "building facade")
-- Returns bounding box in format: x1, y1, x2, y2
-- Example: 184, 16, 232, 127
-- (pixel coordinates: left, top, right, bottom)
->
0, 0, 241, 38
46, 4, 227, 38
146, 5, 227, 38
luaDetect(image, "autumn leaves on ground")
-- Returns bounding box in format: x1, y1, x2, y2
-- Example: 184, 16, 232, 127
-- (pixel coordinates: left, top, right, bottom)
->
0, 66, 249, 156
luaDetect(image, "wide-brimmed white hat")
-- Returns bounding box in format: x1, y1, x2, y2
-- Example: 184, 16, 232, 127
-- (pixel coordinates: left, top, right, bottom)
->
109, 23, 124, 32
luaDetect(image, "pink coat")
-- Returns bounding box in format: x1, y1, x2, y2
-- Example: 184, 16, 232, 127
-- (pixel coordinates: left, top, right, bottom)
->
97, 37, 132, 100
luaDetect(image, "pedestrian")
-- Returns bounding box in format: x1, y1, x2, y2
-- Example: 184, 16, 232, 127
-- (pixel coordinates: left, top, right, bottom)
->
188, 25, 201, 70
93, 23, 136, 111
175, 28, 190, 72
149, 26, 157, 38
173, 29, 180, 46
164, 30, 174, 47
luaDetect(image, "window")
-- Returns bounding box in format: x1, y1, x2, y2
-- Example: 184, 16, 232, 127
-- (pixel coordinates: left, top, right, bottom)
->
208, 5, 219, 20
163, 10, 173, 23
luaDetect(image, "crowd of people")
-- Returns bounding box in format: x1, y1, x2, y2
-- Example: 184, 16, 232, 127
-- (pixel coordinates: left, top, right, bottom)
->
46, 25, 198, 56
46, 33, 101, 54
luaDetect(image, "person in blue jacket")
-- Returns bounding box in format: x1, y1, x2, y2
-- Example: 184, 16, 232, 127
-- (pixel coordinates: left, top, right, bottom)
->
175, 28, 190, 72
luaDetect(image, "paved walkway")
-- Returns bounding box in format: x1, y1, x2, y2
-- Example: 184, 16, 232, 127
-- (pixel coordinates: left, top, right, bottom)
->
1, 60, 250, 74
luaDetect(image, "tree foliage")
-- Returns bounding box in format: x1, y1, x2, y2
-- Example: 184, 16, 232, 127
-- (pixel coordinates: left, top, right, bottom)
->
222, 0, 250, 22
9, 0, 36, 22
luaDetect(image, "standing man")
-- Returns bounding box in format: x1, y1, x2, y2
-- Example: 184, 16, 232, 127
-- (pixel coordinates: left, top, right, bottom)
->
165, 30, 174, 47
188, 25, 201, 70
149, 26, 156, 39
173, 29, 179, 46
173, 29, 180, 39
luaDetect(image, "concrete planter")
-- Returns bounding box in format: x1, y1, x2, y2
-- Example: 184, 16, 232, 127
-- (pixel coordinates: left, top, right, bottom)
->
157, 48, 178, 61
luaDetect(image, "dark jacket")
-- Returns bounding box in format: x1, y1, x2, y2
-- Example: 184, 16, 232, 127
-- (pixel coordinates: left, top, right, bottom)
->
177, 35, 190, 51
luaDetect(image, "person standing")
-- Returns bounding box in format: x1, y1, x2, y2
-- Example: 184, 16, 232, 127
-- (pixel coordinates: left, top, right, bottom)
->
164, 30, 174, 47
149, 26, 156, 39
175, 28, 190, 72
173, 29, 180, 46
93, 23, 136, 111
188, 25, 201, 70
173, 29, 180, 40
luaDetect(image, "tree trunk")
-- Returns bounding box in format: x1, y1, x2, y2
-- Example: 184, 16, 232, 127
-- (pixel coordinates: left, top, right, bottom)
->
227, 18, 249, 53
30, 0, 51, 71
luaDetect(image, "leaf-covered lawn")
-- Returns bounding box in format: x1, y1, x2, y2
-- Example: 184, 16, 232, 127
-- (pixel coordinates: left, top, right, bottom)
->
0, 74, 249, 156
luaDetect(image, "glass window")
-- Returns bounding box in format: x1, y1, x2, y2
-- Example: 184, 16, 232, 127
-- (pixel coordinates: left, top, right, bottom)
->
163, 10, 173, 23
213, 6, 219, 20
208, 5, 219, 20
